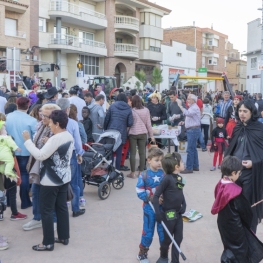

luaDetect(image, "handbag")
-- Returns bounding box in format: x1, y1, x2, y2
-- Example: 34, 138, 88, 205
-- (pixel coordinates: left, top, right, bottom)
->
67, 184, 74, 202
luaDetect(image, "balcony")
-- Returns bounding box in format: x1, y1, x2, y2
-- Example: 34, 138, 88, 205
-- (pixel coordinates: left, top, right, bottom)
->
114, 16, 139, 33
49, 0, 107, 29
4, 1, 28, 14
202, 44, 215, 54
43, 33, 107, 56
139, 25, 163, 41
139, 50, 163, 62
114, 43, 139, 59
5, 30, 26, 38
207, 65, 224, 73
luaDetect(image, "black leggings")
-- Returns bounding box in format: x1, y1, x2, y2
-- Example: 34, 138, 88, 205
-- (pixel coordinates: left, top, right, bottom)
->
201, 124, 209, 146
160, 213, 183, 263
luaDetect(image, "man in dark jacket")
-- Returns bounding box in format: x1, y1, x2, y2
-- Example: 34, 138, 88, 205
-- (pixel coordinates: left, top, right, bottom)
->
255, 93, 263, 123
104, 93, 133, 171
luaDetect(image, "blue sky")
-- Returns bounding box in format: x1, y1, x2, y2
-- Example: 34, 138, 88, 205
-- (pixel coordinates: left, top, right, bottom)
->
150, 0, 261, 53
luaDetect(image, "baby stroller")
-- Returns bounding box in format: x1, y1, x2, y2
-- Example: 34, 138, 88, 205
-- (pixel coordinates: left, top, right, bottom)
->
81, 130, 124, 200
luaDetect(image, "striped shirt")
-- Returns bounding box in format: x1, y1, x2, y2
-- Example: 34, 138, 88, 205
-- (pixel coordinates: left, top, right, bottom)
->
219, 99, 232, 118
182, 103, 201, 129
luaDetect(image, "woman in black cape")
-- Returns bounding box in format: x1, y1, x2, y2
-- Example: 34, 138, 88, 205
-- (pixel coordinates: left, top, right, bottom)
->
225, 99, 263, 233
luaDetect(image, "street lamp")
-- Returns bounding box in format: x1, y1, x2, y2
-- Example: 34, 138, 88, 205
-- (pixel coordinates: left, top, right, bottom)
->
258, 1, 263, 93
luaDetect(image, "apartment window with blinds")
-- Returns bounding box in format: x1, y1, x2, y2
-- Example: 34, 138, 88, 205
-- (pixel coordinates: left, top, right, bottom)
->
80, 55, 99, 75
140, 12, 161, 27
140, 38, 161, 52
5, 18, 17, 36
251, 57, 257, 69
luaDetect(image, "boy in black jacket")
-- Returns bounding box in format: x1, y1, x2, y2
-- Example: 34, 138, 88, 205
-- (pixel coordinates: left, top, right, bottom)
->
81, 107, 94, 143
153, 152, 186, 263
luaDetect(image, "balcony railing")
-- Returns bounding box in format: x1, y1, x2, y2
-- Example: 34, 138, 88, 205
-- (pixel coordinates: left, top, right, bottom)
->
49, 0, 106, 20
115, 15, 139, 26
49, 34, 106, 49
5, 30, 26, 38
114, 43, 138, 53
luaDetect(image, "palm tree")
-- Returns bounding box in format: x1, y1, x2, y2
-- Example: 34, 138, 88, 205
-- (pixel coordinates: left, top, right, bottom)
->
151, 67, 163, 89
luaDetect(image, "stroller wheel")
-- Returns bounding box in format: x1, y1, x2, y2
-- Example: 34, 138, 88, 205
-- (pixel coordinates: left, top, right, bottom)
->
112, 173, 124, 190
98, 181, 111, 200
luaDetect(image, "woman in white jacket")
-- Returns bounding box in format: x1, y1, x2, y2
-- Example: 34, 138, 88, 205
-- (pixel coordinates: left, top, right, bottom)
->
201, 98, 213, 147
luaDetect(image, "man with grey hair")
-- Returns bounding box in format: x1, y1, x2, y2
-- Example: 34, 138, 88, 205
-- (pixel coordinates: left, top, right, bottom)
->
56, 98, 85, 217
219, 91, 232, 120
255, 93, 263, 123
177, 94, 201, 174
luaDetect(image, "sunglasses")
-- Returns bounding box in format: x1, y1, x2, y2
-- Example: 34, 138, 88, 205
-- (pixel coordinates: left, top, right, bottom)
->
40, 113, 50, 119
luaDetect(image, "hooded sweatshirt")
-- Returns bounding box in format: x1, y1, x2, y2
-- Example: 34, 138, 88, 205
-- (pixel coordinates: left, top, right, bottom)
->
88, 103, 105, 141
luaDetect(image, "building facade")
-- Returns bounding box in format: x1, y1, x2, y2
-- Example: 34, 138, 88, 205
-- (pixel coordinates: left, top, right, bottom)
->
163, 26, 228, 91
161, 40, 196, 91
0, 0, 38, 89
38, 0, 170, 89
246, 18, 261, 94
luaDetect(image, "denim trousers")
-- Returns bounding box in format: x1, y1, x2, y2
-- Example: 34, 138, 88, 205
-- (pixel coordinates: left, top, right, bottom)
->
186, 128, 200, 170
40, 183, 69, 245
198, 130, 206, 149
70, 152, 81, 212
32, 183, 57, 222
16, 156, 32, 209
201, 124, 210, 146
112, 144, 123, 170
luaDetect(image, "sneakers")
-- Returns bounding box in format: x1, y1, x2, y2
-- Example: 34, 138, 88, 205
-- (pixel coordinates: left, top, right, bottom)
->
210, 166, 216, 171
10, 212, 27, 221
0, 240, 8, 251
0, 235, 8, 242
137, 254, 149, 263
218, 166, 221, 169
79, 197, 86, 208
23, 219, 42, 231
202, 148, 207, 152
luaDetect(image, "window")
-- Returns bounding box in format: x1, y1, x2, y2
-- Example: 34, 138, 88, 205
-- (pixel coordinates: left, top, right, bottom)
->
177, 53, 182, 57
214, 39, 218, 47
54, 26, 67, 39
116, 38, 122, 43
141, 38, 161, 52
39, 18, 46, 32
208, 58, 218, 65
140, 12, 161, 27
251, 57, 257, 69
79, 55, 99, 75
5, 18, 17, 36
208, 40, 213, 46
79, 31, 93, 45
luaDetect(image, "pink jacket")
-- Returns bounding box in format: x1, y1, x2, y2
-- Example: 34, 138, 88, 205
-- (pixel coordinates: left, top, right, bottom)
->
129, 107, 153, 137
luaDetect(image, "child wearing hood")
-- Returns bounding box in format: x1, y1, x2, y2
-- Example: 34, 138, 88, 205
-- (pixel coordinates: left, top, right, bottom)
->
211, 156, 263, 263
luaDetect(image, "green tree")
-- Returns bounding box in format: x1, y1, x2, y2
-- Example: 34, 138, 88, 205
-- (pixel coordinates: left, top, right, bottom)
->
134, 69, 146, 83
151, 67, 163, 88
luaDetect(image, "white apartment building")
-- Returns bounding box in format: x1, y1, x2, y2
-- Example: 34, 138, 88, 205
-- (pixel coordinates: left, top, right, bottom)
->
246, 18, 261, 93
160, 41, 196, 91
38, 0, 107, 88
38, 0, 171, 89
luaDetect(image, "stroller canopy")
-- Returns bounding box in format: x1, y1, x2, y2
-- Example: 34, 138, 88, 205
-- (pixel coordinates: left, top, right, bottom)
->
96, 130, 122, 152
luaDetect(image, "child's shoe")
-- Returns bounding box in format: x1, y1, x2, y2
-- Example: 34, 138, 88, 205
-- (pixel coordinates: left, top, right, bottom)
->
137, 245, 149, 263
210, 166, 216, 171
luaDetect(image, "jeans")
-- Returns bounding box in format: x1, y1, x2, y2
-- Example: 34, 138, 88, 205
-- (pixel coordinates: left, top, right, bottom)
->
70, 152, 81, 212
201, 124, 210, 146
112, 144, 123, 170
16, 156, 32, 209
40, 183, 69, 245
186, 128, 200, 170
32, 184, 41, 221
198, 130, 206, 149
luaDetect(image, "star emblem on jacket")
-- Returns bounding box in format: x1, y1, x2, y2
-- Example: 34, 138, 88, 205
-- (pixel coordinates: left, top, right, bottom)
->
152, 175, 160, 183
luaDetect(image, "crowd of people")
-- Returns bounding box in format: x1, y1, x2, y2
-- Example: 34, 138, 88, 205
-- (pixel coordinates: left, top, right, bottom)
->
1, 82, 263, 262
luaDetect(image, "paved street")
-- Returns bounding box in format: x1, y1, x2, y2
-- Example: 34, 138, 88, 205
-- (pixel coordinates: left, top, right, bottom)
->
1, 148, 263, 263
